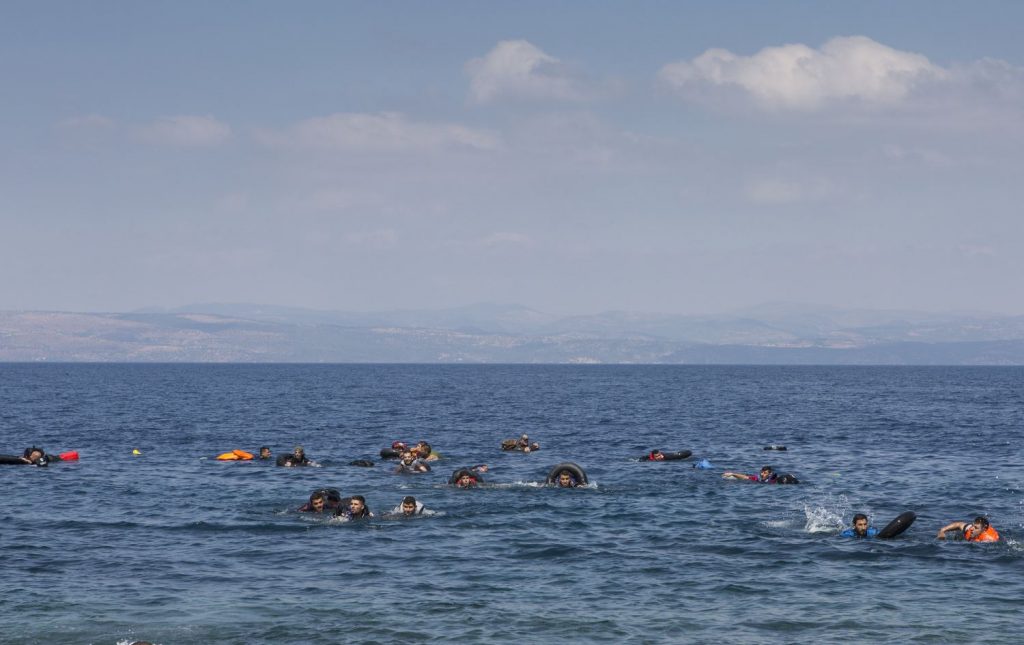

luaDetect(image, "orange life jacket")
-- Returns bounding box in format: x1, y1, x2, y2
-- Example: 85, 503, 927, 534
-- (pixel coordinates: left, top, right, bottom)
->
964, 525, 1000, 542
216, 449, 254, 461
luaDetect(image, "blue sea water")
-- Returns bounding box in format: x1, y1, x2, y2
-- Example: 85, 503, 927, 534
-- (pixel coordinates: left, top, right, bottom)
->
1, 364, 1022, 644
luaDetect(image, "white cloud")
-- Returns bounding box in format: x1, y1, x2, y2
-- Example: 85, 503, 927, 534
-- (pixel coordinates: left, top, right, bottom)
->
260, 112, 500, 151
135, 115, 231, 147
659, 36, 945, 111
466, 40, 588, 104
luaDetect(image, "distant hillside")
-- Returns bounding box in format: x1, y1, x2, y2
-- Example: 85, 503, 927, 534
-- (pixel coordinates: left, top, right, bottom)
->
2, 304, 1024, 364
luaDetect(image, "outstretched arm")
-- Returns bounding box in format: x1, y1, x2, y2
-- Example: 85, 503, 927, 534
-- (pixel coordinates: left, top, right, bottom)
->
722, 472, 752, 481
937, 521, 967, 539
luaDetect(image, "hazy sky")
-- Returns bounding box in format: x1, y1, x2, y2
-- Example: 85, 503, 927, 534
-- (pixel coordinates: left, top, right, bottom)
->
2, 1, 1023, 315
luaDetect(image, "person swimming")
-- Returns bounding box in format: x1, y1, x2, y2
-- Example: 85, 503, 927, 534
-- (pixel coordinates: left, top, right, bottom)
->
722, 465, 798, 484
392, 495, 425, 516
258, 446, 272, 460
23, 447, 48, 465
1, 447, 53, 466
554, 470, 582, 488
335, 495, 373, 520
452, 469, 481, 488
412, 441, 440, 461
394, 451, 430, 474
937, 516, 1000, 542
277, 445, 314, 467
840, 513, 879, 538
298, 490, 330, 514
291, 445, 311, 465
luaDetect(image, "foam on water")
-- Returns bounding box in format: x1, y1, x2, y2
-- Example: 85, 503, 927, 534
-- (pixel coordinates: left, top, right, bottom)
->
803, 494, 851, 534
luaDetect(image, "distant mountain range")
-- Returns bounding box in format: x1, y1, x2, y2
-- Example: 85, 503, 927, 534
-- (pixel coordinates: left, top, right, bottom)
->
2, 302, 1024, 364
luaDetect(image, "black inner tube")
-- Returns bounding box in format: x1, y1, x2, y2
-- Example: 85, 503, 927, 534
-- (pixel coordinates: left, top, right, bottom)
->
877, 511, 916, 539
546, 462, 588, 485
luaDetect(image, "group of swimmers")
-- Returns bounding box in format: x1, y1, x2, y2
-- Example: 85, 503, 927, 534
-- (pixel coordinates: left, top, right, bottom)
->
297, 488, 429, 520
285, 435, 590, 521
719, 464, 1000, 542
6, 439, 1001, 542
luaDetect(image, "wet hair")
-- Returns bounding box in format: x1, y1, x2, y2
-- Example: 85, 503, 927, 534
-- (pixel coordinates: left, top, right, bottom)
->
315, 488, 342, 503
23, 446, 44, 459
852, 513, 868, 524
760, 465, 774, 473
402, 496, 416, 505
259, 446, 270, 453
309, 491, 326, 503
351, 495, 366, 505
973, 516, 990, 528
419, 442, 432, 454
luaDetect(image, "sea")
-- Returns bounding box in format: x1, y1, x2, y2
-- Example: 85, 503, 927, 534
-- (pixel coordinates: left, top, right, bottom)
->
1, 364, 1022, 644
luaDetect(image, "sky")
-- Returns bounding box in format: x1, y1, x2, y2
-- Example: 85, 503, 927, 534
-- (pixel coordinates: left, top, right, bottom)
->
2, 0, 1023, 316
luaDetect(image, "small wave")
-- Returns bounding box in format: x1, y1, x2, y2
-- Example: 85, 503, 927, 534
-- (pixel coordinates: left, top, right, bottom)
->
803, 494, 850, 533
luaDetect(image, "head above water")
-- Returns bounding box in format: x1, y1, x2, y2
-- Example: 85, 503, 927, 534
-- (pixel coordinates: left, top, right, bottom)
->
972, 516, 990, 530
401, 496, 417, 514
293, 445, 305, 457
852, 513, 869, 534
259, 446, 271, 458
24, 447, 45, 461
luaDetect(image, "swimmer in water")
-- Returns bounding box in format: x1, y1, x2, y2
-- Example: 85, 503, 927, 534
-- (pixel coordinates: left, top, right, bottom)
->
840, 513, 879, 538
555, 470, 582, 488
937, 516, 1000, 542
647, 449, 666, 462
258, 446, 272, 460
455, 472, 479, 488
395, 451, 430, 474
723, 465, 798, 484
412, 441, 440, 461
336, 495, 373, 520
393, 495, 425, 516
17, 447, 48, 466
292, 445, 311, 465
299, 491, 329, 514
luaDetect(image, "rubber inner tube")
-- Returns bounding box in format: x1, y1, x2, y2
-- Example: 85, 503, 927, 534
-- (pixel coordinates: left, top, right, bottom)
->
0, 454, 30, 465
379, 448, 401, 460
774, 473, 799, 484
349, 459, 374, 467
877, 511, 916, 539
763, 445, 787, 451
546, 462, 588, 485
